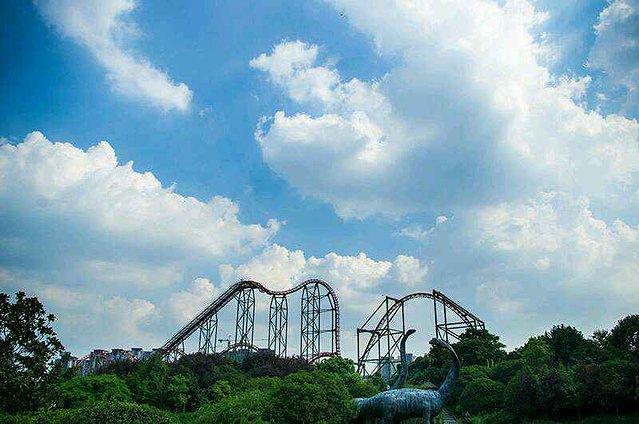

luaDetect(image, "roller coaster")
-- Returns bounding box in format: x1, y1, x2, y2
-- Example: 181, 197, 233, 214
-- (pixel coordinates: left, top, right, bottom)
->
158, 279, 340, 363
356, 290, 484, 377
72, 279, 484, 377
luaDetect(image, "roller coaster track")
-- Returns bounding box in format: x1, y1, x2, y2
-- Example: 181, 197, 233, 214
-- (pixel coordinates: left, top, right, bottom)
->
357, 289, 484, 377
158, 279, 340, 362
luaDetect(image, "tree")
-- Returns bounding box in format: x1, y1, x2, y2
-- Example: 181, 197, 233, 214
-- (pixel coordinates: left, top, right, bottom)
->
126, 355, 169, 408
198, 389, 270, 424
266, 371, 357, 424
163, 373, 194, 413
537, 365, 578, 416
459, 377, 505, 415
609, 315, 639, 361
451, 365, 489, 405
317, 356, 379, 398
488, 359, 523, 385
546, 324, 589, 366
454, 328, 507, 366
0, 291, 64, 413
240, 351, 314, 377
57, 374, 133, 408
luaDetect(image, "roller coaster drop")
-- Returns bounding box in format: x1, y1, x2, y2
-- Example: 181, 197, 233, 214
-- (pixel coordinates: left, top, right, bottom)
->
158, 279, 340, 363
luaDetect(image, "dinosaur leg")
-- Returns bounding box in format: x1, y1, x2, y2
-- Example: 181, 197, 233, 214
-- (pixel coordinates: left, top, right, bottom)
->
423, 406, 431, 424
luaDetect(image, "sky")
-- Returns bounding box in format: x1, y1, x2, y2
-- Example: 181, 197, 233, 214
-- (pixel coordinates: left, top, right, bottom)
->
1, 0, 638, 360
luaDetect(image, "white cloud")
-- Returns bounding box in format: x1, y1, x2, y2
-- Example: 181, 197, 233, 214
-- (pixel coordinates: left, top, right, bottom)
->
0, 132, 279, 353
473, 191, 639, 297
33, 283, 161, 349
392, 255, 428, 286
166, 278, 220, 324
252, 3, 639, 219
250, 0, 639, 347
0, 132, 278, 264
589, 0, 639, 116
35, 0, 192, 112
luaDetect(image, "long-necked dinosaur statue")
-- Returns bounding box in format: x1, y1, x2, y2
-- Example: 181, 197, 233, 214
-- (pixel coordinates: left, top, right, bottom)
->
354, 329, 460, 423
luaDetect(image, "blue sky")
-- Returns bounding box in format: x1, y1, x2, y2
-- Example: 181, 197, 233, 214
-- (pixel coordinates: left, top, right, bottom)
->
1, 0, 639, 359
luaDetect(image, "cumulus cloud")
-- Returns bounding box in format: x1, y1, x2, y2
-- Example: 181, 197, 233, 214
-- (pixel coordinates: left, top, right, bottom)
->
19, 280, 162, 350
0, 132, 278, 266
252, 3, 639, 219
589, 0, 639, 116
0, 132, 279, 353
250, 0, 639, 346
35, 0, 192, 111
166, 278, 220, 324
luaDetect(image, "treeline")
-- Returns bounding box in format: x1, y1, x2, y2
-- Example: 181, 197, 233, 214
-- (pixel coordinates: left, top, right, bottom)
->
407, 317, 639, 423
1, 291, 638, 423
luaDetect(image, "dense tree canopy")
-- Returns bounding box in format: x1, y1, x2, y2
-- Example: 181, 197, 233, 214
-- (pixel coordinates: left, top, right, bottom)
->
0, 291, 64, 413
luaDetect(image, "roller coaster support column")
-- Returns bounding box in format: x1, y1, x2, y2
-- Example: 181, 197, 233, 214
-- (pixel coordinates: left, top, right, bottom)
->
268, 295, 288, 356
234, 287, 255, 348
300, 282, 321, 360
198, 313, 217, 354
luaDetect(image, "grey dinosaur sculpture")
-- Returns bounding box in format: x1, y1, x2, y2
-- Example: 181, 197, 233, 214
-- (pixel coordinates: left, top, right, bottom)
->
354, 329, 460, 423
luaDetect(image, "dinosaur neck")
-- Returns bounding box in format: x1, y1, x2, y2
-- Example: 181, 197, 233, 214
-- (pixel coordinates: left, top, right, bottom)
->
437, 343, 460, 402
391, 331, 411, 390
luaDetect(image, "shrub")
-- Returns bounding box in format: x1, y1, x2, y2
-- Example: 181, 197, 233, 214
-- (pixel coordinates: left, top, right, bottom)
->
197, 389, 270, 424
266, 371, 357, 424
56, 374, 132, 408
3, 402, 175, 424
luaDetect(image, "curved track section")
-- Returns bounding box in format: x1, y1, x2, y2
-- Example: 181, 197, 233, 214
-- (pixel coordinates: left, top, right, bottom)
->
159, 279, 340, 362
357, 289, 484, 377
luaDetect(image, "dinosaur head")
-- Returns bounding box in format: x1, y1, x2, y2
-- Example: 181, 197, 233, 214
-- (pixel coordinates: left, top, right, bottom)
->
406, 329, 416, 337
429, 337, 447, 348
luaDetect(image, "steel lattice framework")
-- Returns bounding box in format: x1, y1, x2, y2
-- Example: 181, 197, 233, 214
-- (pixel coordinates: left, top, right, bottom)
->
234, 288, 255, 347
357, 290, 484, 378
198, 314, 217, 354
158, 279, 340, 362
268, 295, 288, 356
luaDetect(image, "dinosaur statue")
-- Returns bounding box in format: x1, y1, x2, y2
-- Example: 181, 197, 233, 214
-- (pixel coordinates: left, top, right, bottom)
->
354, 329, 460, 423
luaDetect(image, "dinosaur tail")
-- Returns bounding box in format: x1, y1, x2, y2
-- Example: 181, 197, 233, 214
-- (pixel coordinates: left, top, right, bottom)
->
435, 339, 461, 403
391, 328, 416, 390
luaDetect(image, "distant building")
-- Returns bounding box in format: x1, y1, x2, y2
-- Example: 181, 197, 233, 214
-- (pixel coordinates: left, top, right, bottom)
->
73, 347, 155, 375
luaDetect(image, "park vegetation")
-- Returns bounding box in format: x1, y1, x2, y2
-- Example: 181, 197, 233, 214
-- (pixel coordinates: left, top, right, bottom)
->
0, 291, 638, 423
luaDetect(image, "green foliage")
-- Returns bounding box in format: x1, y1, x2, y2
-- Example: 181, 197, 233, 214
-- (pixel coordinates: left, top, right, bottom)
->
125, 355, 169, 408
0, 291, 65, 413
57, 374, 132, 408
203, 379, 231, 403
519, 336, 552, 368
0, 402, 175, 424
317, 356, 379, 398
576, 359, 638, 414
164, 373, 195, 413
488, 359, 524, 384
459, 377, 505, 415
537, 365, 578, 415
546, 325, 590, 366
240, 351, 314, 377
455, 328, 507, 366
452, 365, 490, 404
609, 315, 639, 361
266, 371, 357, 424
197, 389, 269, 424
